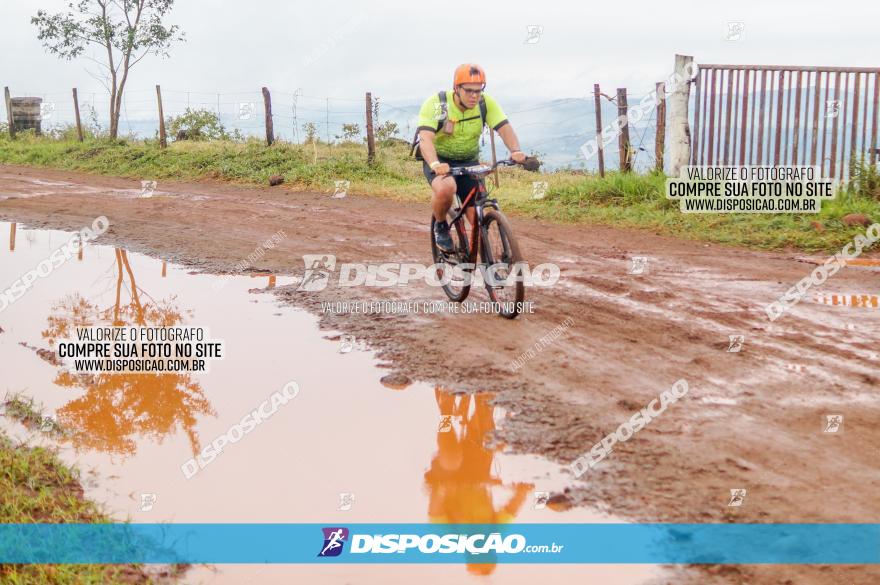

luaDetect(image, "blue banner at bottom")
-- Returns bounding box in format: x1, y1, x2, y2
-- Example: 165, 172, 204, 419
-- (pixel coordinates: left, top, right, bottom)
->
0, 524, 877, 564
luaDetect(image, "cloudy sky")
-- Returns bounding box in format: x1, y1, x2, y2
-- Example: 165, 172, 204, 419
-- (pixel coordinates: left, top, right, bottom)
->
2, 0, 879, 103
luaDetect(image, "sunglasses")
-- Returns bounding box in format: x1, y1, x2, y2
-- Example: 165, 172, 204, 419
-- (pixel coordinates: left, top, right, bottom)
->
458, 87, 484, 97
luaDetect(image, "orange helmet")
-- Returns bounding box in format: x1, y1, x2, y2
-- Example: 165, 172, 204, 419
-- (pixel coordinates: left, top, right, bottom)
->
453, 63, 486, 88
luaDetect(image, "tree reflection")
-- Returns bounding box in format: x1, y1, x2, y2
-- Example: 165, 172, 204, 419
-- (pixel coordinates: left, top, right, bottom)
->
41, 249, 214, 457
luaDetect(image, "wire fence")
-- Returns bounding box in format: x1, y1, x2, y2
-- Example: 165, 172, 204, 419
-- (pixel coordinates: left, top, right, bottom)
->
2, 86, 667, 173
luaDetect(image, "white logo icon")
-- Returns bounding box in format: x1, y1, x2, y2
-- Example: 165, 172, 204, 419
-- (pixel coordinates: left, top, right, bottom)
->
823, 414, 843, 433
629, 256, 648, 275
524, 25, 544, 44
140, 180, 157, 198
337, 492, 355, 511
40, 102, 56, 120
140, 493, 158, 512
532, 181, 548, 200
728, 488, 747, 507
825, 100, 841, 119
437, 414, 461, 433
211, 276, 231, 292
534, 491, 550, 509
339, 334, 365, 354
727, 335, 745, 353
725, 22, 744, 41
39, 416, 56, 433
238, 102, 256, 120
298, 254, 336, 292
332, 180, 350, 199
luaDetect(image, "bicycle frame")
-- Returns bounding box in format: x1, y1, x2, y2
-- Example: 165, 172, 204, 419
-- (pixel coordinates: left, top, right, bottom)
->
447, 179, 500, 265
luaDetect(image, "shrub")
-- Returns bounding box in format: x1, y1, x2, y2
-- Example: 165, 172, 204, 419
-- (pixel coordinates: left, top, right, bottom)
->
166, 108, 241, 141
375, 121, 400, 141
850, 158, 880, 201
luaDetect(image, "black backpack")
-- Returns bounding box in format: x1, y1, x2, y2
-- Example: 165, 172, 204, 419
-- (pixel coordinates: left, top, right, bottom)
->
411, 91, 487, 160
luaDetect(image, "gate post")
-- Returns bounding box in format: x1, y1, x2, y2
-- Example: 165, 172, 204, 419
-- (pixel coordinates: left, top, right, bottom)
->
669, 54, 695, 177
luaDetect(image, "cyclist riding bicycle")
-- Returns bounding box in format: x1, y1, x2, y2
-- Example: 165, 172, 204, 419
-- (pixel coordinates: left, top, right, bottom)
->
416, 63, 526, 252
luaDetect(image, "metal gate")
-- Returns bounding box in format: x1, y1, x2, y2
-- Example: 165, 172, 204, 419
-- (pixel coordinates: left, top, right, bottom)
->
691, 64, 880, 179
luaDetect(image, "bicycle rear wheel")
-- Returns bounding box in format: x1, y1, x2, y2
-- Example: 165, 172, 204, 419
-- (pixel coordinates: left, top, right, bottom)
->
431, 213, 472, 303
481, 209, 525, 319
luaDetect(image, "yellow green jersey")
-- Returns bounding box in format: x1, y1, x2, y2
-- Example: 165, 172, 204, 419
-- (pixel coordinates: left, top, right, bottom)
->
417, 91, 509, 161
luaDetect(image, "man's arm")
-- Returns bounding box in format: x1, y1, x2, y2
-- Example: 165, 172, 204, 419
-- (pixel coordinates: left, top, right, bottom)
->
419, 130, 449, 175
483, 94, 525, 164
496, 124, 526, 163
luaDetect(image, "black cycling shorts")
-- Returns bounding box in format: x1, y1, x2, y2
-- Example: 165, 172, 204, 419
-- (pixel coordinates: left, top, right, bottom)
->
422, 157, 481, 207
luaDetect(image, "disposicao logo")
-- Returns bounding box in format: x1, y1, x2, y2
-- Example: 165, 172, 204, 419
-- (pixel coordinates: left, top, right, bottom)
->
318, 527, 349, 557
317, 529, 533, 556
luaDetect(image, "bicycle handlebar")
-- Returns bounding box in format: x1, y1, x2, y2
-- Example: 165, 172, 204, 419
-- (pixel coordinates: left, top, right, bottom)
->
448, 159, 519, 177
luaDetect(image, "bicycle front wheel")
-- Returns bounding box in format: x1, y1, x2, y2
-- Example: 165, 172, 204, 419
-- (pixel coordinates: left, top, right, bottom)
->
480, 209, 525, 319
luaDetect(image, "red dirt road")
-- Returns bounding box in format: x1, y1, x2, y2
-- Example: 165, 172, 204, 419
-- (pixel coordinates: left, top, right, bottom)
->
1, 165, 879, 584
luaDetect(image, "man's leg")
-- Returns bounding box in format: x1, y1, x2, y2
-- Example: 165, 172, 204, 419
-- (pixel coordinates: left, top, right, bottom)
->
431, 175, 457, 252
431, 175, 457, 222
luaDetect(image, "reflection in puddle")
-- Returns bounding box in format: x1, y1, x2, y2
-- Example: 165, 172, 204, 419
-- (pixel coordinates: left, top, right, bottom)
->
0, 221, 660, 584
42, 249, 212, 456
427, 390, 528, 524
427, 389, 532, 577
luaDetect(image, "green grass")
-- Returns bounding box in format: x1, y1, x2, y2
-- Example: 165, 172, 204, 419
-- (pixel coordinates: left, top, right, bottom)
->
3, 392, 69, 438
511, 171, 880, 251
1, 131, 878, 252
3, 392, 46, 428
0, 394, 172, 583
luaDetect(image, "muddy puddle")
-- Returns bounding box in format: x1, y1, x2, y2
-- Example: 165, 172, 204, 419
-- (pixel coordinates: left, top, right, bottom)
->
0, 221, 663, 584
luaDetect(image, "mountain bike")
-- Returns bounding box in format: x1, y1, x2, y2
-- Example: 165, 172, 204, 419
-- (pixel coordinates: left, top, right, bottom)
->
430, 159, 526, 319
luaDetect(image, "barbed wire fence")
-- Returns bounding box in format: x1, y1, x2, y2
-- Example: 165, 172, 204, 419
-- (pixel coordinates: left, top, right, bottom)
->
1, 85, 670, 173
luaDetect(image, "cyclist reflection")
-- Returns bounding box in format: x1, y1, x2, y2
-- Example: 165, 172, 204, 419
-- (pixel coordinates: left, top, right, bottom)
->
424, 387, 532, 575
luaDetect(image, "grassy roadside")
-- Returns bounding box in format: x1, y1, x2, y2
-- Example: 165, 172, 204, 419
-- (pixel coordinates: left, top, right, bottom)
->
0, 394, 169, 584
1, 132, 878, 252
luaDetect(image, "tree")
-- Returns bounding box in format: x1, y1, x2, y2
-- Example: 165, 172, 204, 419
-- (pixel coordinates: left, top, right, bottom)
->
335, 123, 360, 142
375, 120, 399, 141
32, 0, 184, 139
302, 122, 318, 143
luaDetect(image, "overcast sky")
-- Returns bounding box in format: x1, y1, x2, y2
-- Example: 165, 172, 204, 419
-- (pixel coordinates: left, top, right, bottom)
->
2, 0, 879, 102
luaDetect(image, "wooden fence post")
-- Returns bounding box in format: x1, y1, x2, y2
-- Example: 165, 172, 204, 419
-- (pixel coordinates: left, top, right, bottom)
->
325, 98, 330, 148
655, 82, 666, 173
156, 85, 167, 148
669, 54, 695, 177
4, 87, 14, 138
593, 84, 605, 177
365, 92, 376, 164
262, 87, 274, 146
72, 88, 84, 142
616, 88, 632, 172
872, 74, 879, 166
